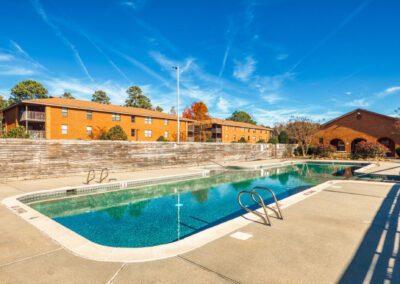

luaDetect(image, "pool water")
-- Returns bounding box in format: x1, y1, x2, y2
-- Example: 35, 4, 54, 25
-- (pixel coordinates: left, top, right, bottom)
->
29, 163, 361, 248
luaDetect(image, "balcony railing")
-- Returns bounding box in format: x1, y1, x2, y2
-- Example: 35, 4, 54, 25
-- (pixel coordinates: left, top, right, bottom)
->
20, 111, 45, 122
28, 130, 46, 139
211, 128, 222, 134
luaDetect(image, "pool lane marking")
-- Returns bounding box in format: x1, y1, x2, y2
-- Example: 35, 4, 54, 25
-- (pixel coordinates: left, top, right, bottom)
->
177, 255, 240, 284
107, 263, 126, 284
0, 247, 63, 268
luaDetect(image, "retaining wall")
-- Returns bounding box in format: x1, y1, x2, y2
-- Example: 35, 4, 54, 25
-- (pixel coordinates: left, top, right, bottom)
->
0, 139, 295, 181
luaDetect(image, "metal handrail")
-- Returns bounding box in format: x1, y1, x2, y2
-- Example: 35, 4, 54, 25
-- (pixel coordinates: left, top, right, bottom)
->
85, 170, 95, 184
251, 186, 283, 220
98, 168, 109, 183
238, 190, 271, 225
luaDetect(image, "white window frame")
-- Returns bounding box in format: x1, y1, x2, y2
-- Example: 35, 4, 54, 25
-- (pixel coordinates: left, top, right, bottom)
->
112, 113, 121, 121
87, 111, 92, 120
164, 131, 169, 138
86, 126, 92, 136
144, 130, 152, 137
61, 124, 68, 135
145, 117, 152, 124
164, 119, 168, 126
61, 108, 68, 117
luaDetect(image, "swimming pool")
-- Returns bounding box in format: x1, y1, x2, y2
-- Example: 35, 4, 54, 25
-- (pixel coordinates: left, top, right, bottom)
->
26, 162, 362, 248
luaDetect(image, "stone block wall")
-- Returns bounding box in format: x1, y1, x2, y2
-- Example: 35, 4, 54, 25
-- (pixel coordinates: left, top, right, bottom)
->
0, 139, 295, 181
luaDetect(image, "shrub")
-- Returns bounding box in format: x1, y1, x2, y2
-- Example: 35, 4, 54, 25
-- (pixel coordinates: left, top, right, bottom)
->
238, 137, 247, 143
294, 145, 316, 156
268, 136, 279, 144
257, 139, 266, 144
206, 138, 215, 143
278, 131, 289, 144
156, 136, 168, 142
352, 141, 389, 159
314, 144, 335, 158
100, 125, 128, 140
2, 126, 30, 138
396, 147, 400, 157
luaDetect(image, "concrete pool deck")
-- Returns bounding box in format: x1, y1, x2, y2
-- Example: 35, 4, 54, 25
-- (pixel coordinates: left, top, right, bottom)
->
1, 159, 399, 283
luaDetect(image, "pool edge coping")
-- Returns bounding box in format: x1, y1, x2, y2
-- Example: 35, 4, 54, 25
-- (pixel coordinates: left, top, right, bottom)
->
1, 161, 388, 263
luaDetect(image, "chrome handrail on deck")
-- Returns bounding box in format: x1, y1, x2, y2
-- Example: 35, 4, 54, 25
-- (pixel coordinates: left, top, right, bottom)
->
85, 169, 96, 184
98, 168, 109, 183
237, 186, 283, 226
238, 190, 271, 225
251, 186, 283, 220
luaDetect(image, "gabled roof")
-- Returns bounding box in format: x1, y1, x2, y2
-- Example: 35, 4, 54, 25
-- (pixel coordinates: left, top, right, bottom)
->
4, 97, 193, 121
200, 118, 272, 130
322, 108, 396, 128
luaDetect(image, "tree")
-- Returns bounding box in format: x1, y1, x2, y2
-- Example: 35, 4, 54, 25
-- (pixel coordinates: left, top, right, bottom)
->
2, 126, 30, 138
268, 136, 279, 144
125, 86, 152, 109
92, 90, 110, 104
9, 80, 48, 103
60, 92, 75, 99
0, 95, 8, 110
285, 117, 320, 157
226, 111, 256, 125
100, 125, 128, 140
169, 106, 176, 115
182, 101, 210, 120
278, 131, 289, 144
154, 106, 163, 112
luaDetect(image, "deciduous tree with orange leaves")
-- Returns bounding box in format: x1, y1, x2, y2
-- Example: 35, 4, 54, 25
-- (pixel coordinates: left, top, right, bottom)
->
182, 101, 210, 121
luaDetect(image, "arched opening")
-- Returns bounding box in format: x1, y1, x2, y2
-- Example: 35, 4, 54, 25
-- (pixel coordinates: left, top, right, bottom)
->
377, 137, 395, 157
351, 138, 366, 153
330, 139, 345, 152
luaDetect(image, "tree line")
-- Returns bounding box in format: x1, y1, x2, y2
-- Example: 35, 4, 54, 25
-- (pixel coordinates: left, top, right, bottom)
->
0, 80, 166, 112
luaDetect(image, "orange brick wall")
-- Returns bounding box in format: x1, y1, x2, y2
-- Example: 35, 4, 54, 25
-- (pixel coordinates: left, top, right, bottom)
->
221, 126, 270, 143
47, 106, 188, 141
314, 110, 400, 153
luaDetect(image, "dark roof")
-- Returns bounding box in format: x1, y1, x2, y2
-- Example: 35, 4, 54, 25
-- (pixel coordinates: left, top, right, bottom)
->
322, 108, 396, 128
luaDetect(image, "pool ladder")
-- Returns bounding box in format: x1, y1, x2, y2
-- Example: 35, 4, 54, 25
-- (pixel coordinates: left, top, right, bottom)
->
85, 168, 113, 184
238, 186, 283, 226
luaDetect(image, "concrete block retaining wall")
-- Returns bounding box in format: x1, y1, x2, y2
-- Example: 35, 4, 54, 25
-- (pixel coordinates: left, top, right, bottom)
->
0, 139, 295, 181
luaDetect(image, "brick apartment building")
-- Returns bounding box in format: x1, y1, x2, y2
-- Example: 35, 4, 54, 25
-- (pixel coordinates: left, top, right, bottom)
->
1, 98, 192, 141
315, 109, 400, 156
189, 118, 271, 143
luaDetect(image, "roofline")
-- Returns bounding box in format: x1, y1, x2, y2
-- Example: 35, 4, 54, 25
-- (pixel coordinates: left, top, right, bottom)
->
322, 108, 397, 127
200, 118, 272, 130
2, 100, 194, 122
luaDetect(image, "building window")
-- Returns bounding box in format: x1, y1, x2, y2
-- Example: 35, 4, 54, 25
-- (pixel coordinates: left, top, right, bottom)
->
86, 126, 92, 136
112, 113, 121, 121
248, 128, 250, 132
61, 108, 68, 117
164, 119, 169, 126
241, 128, 244, 132
87, 111, 92, 120
145, 117, 152, 124
253, 136, 256, 140
253, 129, 256, 133
233, 135, 236, 140
131, 129, 136, 137
248, 136, 250, 140
144, 130, 152, 137
61, 124, 68, 135
319, 137, 324, 144
131, 116, 136, 123
226, 126, 229, 131
164, 131, 169, 138
225, 134, 229, 139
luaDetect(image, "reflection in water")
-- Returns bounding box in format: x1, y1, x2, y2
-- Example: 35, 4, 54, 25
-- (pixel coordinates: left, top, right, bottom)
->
105, 206, 126, 221
191, 188, 209, 203
127, 200, 151, 218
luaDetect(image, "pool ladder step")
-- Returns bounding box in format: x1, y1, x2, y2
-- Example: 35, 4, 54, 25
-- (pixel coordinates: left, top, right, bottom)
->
238, 186, 283, 226
85, 168, 114, 184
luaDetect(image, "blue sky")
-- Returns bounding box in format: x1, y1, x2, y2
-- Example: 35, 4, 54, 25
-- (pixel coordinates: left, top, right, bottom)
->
0, 0, 399, 125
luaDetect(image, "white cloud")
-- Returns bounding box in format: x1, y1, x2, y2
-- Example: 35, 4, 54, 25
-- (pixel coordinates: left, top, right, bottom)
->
30, 0, 93, 81
262, 93, 283, 104
252, 72, 294, 94
0, 67, 34, 75
345, 91, 352, 95
217, 97, 230, 113
121, 0, 146, 10
0, 54, 14, 62
233, 56, 256, 82
345, 98, 370, 108
276, 54, 288, 60
385, 86, 400, 94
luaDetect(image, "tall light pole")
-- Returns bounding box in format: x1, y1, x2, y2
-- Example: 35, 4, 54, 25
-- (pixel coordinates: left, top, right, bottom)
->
173, 66, 180, 144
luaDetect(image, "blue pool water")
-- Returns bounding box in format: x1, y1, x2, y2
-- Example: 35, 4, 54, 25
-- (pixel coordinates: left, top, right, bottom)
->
29, 163, 362, 247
